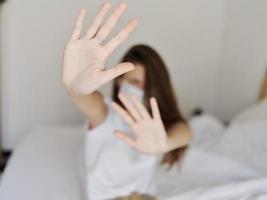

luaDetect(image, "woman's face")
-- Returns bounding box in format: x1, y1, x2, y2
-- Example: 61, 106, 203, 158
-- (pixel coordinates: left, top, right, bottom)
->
120, 63, 145, 89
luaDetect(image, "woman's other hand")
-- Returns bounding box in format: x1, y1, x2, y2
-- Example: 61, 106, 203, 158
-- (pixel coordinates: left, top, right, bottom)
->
112, 94, 169, 154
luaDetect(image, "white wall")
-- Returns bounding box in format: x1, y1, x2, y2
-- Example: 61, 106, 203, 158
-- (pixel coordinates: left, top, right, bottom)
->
1, 0, 226, 149
216, 0, 267, 121
0, 5, 3, 151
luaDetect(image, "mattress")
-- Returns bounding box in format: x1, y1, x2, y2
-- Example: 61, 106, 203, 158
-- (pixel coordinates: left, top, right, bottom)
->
0, 125, 85, 200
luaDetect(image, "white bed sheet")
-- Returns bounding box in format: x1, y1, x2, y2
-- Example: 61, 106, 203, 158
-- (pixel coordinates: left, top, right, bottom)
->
1, 117, 267, 200
0, 125, 85, 200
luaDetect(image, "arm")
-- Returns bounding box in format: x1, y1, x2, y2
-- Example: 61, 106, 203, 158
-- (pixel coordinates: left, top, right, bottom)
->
166, 122, 192, 152
61, 3, 138, 127
66, 90, 107, 128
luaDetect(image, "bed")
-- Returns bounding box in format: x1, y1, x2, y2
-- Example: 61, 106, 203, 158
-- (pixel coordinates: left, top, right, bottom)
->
0, 125, 85, 200
1, 98, 267, 200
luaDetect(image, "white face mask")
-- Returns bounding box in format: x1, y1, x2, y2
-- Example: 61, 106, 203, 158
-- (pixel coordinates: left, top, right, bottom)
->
119, 81, 144, 102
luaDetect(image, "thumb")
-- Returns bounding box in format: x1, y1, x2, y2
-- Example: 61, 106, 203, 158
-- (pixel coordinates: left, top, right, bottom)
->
102, 62, 134, 83
114, 130, 137, 149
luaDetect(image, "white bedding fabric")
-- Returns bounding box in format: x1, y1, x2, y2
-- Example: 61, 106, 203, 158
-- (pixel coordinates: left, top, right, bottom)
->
232, 98, 267, 124
1, 99, 267, 200
0, 125, 86, 200
159, 121, 267, 200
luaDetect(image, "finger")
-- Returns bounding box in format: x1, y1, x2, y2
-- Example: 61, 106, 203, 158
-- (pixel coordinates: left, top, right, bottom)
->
95, 2, 127, 42
85, 2, 111, 39
150, 97, 161, 120
101, 62, 134, 83
111, 102, 134, 126
114, 130, 137, 149
105, 19, 138, 55
130, 95, 151, 119
70, 8, 86, 40
118, 93, 142, 121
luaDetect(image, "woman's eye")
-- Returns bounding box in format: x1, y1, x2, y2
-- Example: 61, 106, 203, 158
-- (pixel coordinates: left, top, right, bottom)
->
131, 80, 140, 84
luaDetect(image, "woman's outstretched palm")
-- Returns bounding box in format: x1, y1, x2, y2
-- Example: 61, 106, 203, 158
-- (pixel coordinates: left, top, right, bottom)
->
62, 3, 138, 95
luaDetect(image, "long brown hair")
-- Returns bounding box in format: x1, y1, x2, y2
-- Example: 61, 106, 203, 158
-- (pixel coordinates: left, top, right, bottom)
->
112, 44, 187, 167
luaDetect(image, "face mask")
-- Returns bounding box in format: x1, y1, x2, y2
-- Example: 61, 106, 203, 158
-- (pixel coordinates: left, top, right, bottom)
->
119, 81, 144, 102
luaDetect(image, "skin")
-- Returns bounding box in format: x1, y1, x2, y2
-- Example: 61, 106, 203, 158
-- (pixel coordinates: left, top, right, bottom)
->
62, 2, 192, 154
118, 64, 145, 90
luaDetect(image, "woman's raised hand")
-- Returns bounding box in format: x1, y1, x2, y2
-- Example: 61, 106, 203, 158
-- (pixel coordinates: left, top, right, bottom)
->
112, 94, 169, 154
62, 3, 138, 95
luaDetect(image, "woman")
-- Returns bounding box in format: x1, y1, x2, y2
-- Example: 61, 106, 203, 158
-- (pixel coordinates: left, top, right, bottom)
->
62, 2, 192, 200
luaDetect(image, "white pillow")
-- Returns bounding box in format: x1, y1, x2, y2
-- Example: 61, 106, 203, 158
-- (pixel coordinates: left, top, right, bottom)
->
189, 114, 225, 147
232, 98, 267, 124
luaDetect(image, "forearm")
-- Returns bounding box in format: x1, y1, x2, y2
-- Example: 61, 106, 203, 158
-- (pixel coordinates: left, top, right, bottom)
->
65, 85, 108, 128
166, 122, 192, 152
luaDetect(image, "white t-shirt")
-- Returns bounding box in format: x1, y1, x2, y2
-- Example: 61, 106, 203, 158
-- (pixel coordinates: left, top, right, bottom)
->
83, 98, 160, 200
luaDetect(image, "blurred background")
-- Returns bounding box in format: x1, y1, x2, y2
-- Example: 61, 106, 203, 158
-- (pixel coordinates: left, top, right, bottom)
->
0, 0, 266, 151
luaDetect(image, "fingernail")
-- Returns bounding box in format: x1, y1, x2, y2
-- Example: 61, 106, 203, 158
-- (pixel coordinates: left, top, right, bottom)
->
118, 92, 123, 98
119, 2, 127, 9
128, 63, 135, 70
80, 8, 86, 13
126, 19, 139, 32
131, 19, 139, 26
104, 2, 111, 7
